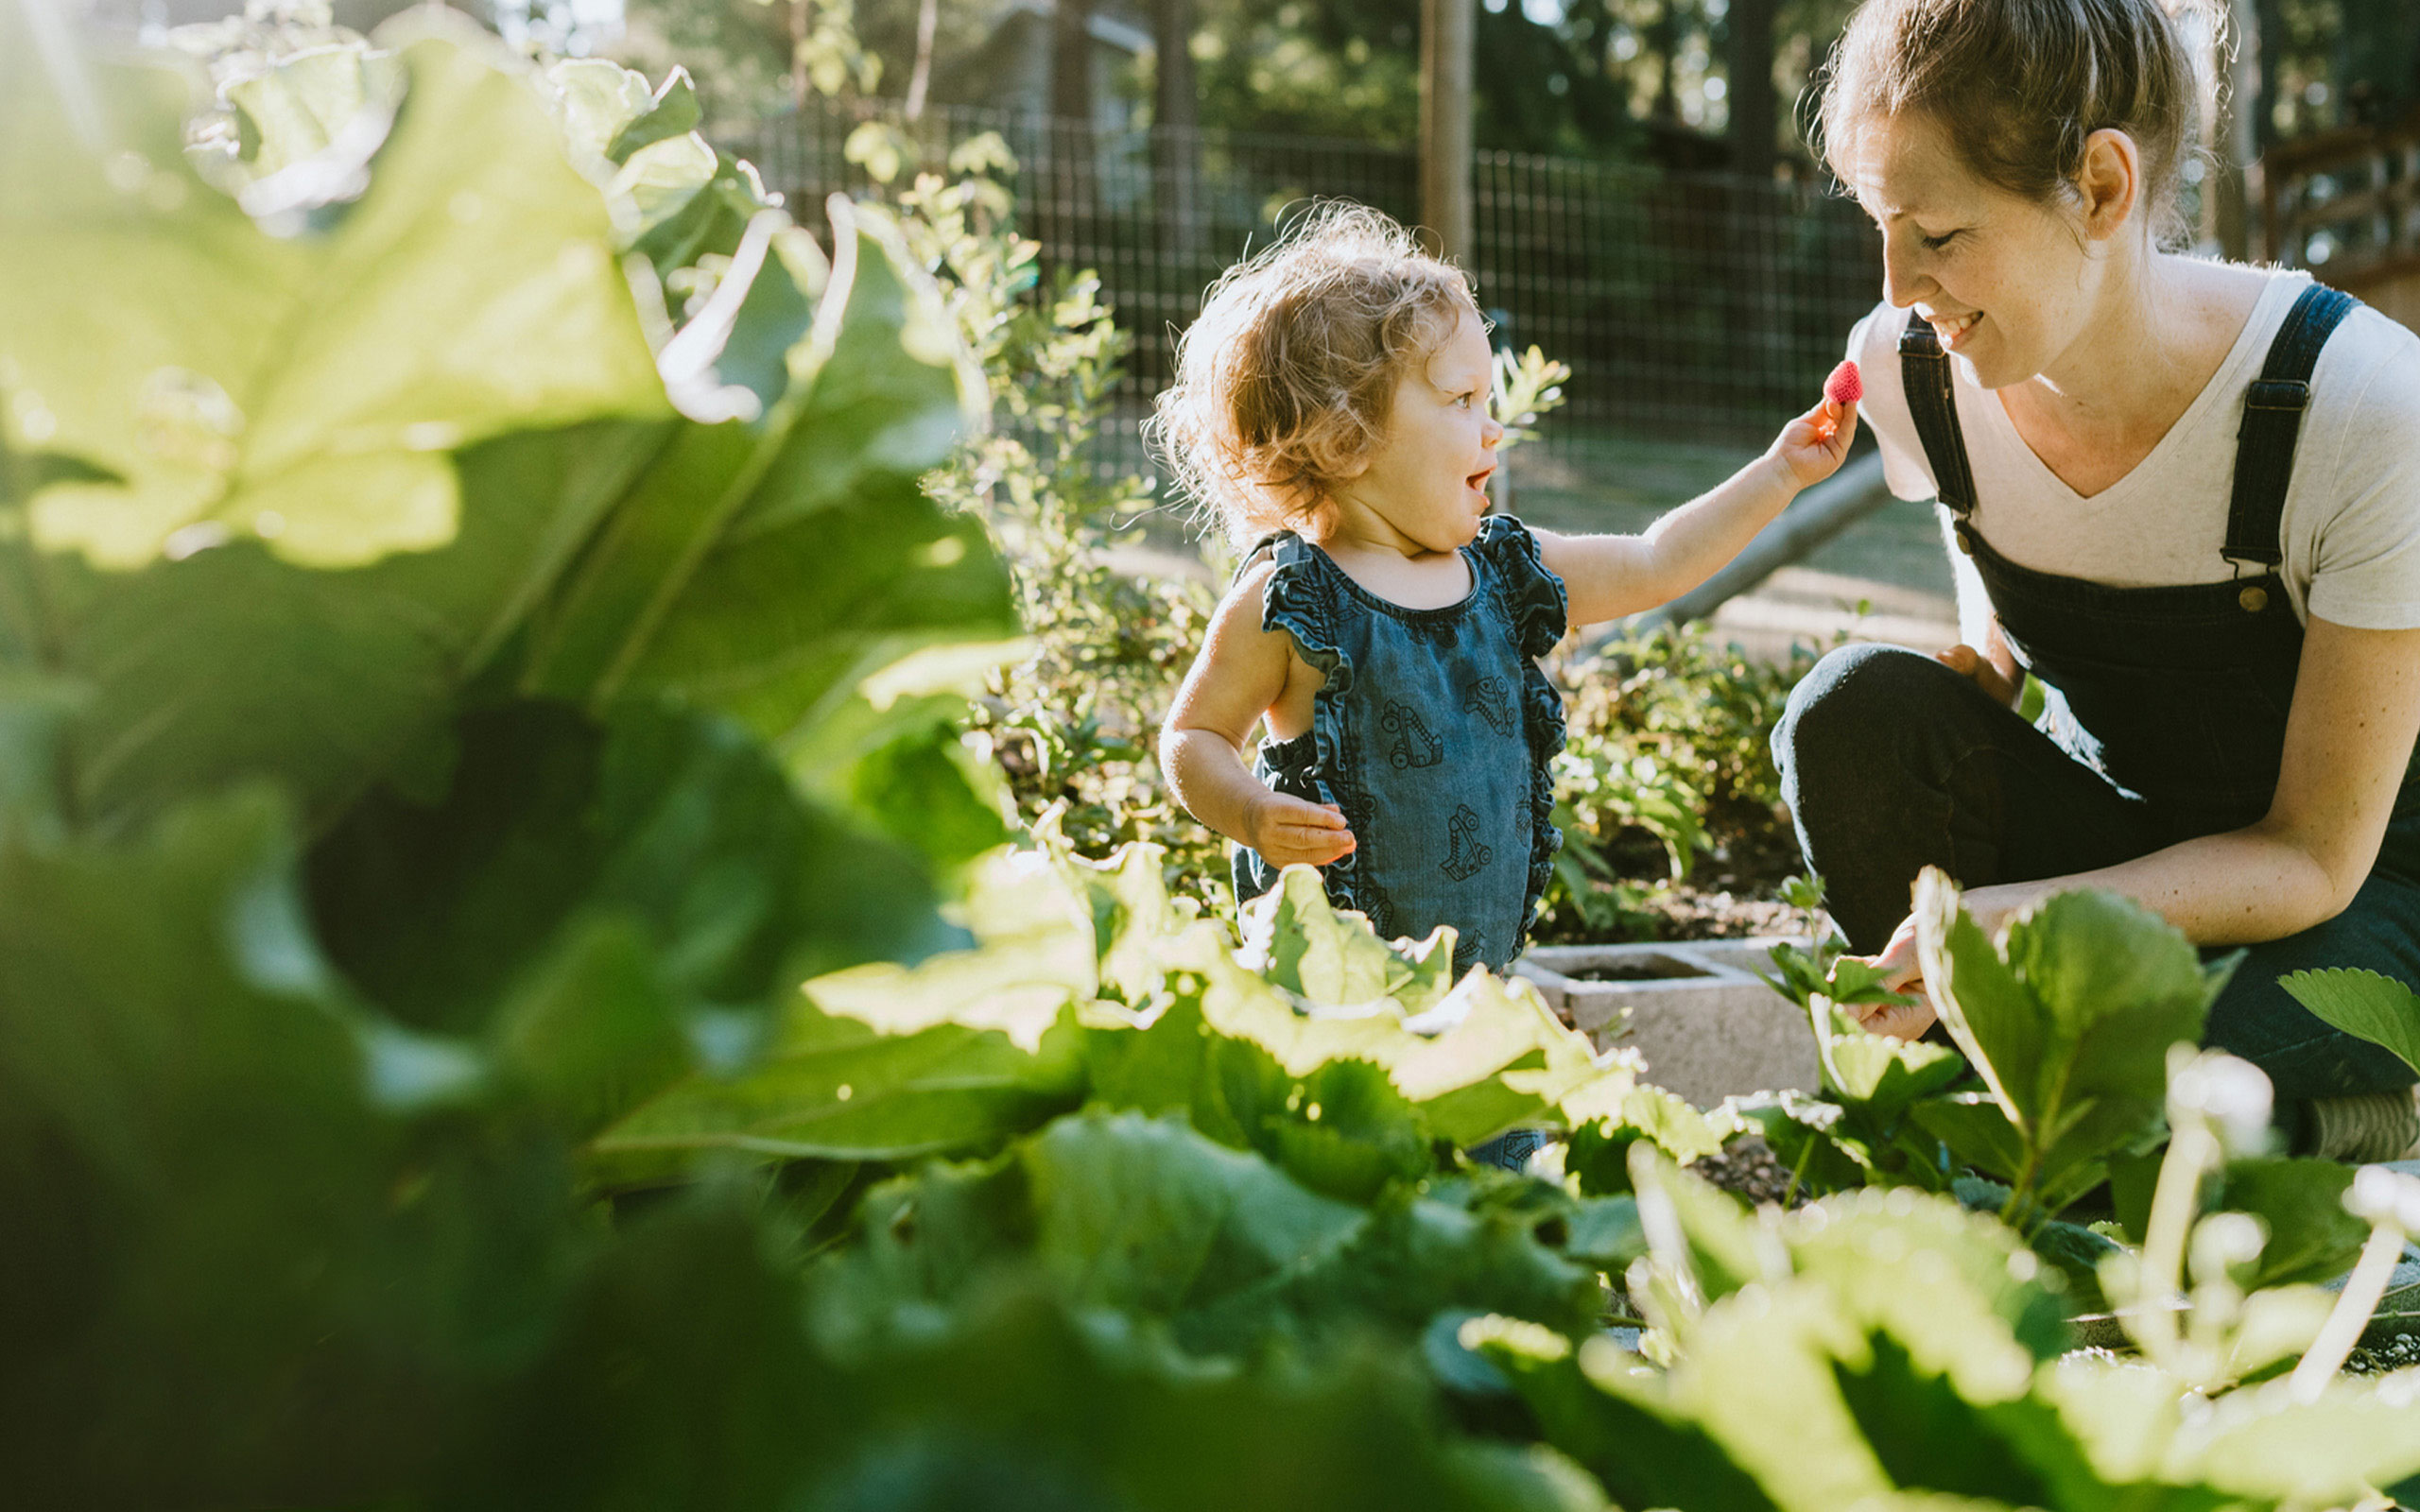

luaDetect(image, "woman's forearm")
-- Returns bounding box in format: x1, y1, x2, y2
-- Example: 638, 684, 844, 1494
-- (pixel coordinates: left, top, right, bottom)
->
1963, 823, 2355, 947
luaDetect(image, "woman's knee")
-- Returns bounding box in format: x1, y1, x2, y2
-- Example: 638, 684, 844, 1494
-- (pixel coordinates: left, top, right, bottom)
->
2205, 908, 2420, 1101
1772, 643, 1955, 784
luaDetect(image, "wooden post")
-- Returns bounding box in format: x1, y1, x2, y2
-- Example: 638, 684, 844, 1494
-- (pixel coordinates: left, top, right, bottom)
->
1052, 0, 1095, 123
1725, 0, 1775, 179
1421, 0, 1474, 262
1154, 0, 1201, 259
2216, 0, 2261, 259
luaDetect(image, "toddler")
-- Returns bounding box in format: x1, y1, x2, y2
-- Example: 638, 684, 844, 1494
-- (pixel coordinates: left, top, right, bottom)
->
1156, 204, 1858, 978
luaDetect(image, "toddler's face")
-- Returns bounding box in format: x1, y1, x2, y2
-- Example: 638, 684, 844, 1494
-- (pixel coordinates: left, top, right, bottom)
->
1338, 306, 1504, 554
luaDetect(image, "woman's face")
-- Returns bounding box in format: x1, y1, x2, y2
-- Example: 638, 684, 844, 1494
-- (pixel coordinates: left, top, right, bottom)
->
1841, 112, 2116, 391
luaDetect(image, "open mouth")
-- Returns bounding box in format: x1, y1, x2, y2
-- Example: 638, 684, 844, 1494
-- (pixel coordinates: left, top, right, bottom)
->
1927, 309, 1981, 348
1466, 466, 1495, 493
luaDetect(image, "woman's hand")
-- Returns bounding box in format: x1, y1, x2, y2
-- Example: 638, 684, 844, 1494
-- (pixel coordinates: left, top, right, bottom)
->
1768, 394, 1860, 490
1937, 641, 2022, 709
1246, 791, 1356, 867
1846, 884, 2027, 1040
1843, 914, 1940, 1040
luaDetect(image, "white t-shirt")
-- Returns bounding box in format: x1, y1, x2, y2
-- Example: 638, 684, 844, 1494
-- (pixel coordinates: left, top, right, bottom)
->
1846, 267, 2420, 645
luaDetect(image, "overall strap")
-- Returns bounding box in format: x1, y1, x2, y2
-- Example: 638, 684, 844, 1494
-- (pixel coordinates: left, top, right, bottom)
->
2224, 283, 2359, 574
1898, 313, 1979, 519
1233, 528, 1298, 583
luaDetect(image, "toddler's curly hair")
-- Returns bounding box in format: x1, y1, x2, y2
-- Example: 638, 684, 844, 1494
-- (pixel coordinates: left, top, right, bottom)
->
1150, 202, 1480, 550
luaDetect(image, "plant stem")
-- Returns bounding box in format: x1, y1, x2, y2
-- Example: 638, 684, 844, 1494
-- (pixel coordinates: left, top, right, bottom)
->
2135, 1120, 2217, 1366
1782, 1135, 1814, 1208
2290, 1219, 2408, 1400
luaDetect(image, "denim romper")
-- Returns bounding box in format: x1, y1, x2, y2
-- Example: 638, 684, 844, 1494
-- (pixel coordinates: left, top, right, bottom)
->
1234, 514, 1568, 976
1898, 285, 2420, 1097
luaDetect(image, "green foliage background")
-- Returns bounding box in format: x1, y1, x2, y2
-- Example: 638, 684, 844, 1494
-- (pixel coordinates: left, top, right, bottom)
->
9, 11, 2420, 1511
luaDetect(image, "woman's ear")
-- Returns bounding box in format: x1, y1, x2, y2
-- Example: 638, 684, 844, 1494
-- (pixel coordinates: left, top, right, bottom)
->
2075, 127, 2142, 241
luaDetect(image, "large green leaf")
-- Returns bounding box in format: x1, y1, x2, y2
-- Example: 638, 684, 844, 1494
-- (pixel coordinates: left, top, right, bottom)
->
1086, 988, 1435, 1202
2278, 967, 2420, 1079
308, 698, 950, 1035
0, 788, 589, 1503
1240, 863, 1458, 1014
812, 1110, 1603, 1366
2005, 889, 2211, 1084
2114, 1155, 2364, 1294
1781, 1191, 2074, 1375
1911, 872, 2047, 1133
521, 197, 1008, 746
1912, 871, 2220, 1226
0, 13, 666, 569
1474, 1321, 1787, 1512
588, 1002, 1089, 1182
1829, 1333, 2232, 1512
9, 415, 666, 833
2158, 1374, 2420, 1503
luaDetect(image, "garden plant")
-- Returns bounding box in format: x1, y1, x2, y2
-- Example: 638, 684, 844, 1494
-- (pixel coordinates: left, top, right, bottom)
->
9, 9, 2420, 1509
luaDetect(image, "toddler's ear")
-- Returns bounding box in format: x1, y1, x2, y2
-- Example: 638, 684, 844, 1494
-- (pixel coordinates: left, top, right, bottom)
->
1303, 431, 1372, 483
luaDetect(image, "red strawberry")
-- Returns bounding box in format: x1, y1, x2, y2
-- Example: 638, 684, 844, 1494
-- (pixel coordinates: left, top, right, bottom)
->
1824, 359, 1863, 406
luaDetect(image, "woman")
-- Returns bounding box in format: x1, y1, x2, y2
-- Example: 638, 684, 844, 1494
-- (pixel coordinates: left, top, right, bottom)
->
1772, 0, 2420, 1159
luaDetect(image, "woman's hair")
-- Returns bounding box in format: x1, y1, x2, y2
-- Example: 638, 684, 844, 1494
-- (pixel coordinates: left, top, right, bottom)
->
1150, 201, 1478, 549
1816, 0, 2215, 248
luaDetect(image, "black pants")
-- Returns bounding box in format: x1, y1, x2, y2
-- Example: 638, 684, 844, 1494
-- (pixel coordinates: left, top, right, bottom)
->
1772, 643, 2420, 1110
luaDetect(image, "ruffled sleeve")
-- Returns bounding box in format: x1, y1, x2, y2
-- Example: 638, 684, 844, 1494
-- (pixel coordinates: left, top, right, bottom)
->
1256, 533, 1355, 696
1470, 514, 1568, 659
1470, 515, 1567, 956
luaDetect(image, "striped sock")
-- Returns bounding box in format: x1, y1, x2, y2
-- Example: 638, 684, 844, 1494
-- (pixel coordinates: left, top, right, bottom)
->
2308, 1088, 2420, 1163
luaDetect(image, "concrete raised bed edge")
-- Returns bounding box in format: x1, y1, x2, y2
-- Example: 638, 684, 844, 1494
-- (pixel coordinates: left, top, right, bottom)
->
1515, 936, 1819, 1109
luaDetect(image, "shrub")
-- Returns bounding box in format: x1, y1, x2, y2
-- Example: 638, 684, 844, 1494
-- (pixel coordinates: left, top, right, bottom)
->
1537, 626, 1816, 941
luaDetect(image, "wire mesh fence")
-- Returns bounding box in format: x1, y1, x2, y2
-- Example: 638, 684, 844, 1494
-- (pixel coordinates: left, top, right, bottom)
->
721, 100, 1887, 484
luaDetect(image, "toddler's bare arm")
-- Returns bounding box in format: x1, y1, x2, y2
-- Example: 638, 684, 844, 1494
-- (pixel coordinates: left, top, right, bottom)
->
1161, 562, 1356, 867
1536, 391, 1860, 627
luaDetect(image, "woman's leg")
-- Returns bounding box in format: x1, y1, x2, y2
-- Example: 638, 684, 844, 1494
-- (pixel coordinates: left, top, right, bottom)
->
2205, 845, 2420, 1154
1770, 644, 2158, 951
1777, 645, 2420, 1152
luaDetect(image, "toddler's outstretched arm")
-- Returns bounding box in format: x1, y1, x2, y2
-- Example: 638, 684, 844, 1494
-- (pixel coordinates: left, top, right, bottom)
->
1161, 560, 1357, 868
1535, 375, 1861, 627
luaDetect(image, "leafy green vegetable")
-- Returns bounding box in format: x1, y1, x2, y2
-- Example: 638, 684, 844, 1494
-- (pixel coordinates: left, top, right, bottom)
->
1910, 870, 2229, 1229
12, 12, 2420, 1509
808, 1109, 1633, 1382
2278, 967, 2420, 1080
1, 13, 666, 570
2109, 1149, 2366, 1294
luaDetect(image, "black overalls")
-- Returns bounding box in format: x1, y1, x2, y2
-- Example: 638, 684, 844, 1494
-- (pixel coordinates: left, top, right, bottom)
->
1773, 285, 2420, 1117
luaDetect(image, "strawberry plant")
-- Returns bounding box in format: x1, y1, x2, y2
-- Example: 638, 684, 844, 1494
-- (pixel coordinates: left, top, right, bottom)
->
9, 10, 2420, 1509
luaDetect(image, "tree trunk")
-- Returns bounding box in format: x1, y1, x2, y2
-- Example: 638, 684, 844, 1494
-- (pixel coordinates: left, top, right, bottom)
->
2213, 0, 2258, 259
1725, 0, 1774, 178
1649, 0, 1678, 123
1052, 0, 1095, 123
904, 0, 939, 121
1153, 0, 1202, 262
1421, 0, 1475, 261
2252, 0, 2283, 157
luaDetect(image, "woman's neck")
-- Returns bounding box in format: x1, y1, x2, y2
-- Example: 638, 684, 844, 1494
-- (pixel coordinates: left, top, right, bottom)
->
2001, 249, 2265, 490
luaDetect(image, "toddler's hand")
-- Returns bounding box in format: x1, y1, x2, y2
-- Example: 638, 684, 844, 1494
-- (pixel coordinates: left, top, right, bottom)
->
1248, 792, 1356, 868
1769, 390, 1860, 490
